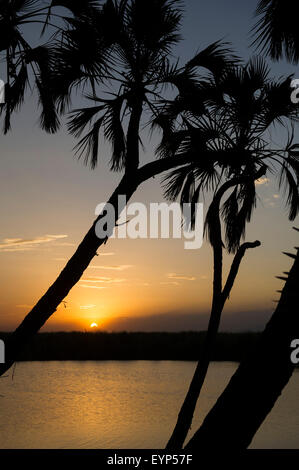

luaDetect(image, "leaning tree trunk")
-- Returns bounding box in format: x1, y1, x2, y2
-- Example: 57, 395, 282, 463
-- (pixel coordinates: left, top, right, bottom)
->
166, 169, 265, 449
0, 154, 190, 377
185, 229, 299, 450
0, 173, 138, 376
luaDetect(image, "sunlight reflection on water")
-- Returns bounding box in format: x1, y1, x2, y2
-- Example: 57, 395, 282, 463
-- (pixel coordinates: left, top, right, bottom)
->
0, 361, 298, 448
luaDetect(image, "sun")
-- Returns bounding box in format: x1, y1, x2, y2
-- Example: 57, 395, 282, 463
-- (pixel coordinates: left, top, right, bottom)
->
90, 322, 98, 329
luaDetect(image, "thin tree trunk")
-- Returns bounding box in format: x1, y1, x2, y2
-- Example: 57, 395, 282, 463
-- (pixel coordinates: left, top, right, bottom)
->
166, 243, 259, 449
185, 231, 299, 450
166, 169, 265, 449
166, 299, 223, 449
0, 153, 191, 377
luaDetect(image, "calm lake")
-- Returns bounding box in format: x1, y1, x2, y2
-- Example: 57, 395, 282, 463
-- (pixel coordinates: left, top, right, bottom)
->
0, 361, 298, 449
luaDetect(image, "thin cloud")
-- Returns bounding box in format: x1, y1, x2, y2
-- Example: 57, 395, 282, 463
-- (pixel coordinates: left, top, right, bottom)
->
1, 247, 32, 253
89, 265, 133, 271
98, 252, 115, 256
80, 304, 97, 310
0, 235, 68, 252
160, 281, 180, 286
80, 285, 108, 290
80, 276, 126, 284
168, 273, 196, 281
255, 177, 269, 186
263, 198, 277, 208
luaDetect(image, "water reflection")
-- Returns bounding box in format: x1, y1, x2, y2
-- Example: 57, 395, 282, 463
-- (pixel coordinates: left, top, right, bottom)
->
0, 361, 298, 448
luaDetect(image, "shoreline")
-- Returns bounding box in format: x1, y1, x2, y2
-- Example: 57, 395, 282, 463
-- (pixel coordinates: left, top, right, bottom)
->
0, 331, 261, 362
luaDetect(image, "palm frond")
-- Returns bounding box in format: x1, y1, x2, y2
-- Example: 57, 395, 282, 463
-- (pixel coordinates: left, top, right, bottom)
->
246, 56, 270, 91
279, 163, 299, 221
262, 75, 299, 127
186, 40, 240, 77
155, 129, 188, 160
220, 178, 257, 253
162, 165, 192, 201
25, 44, 60, 132
51, 11, 114, 113
74, 115, 105, 169
68, 104, 105, 138
126, 0, 183, 56
35, 78, 60, 133
0, 64, 28, 133
50, 0, 100, 17
103, 95, 127, 171
252, 0, 299, 64
221, 186, 239, 251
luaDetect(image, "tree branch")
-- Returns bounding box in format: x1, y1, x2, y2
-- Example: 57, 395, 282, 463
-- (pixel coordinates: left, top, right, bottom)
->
221, 240, 261, 304
137, 154, 192, 183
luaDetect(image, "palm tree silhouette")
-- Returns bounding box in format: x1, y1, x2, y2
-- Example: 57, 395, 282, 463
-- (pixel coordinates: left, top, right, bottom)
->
0, 2, 238, 377
0, 0, 61, 133
252, 0, 299, 63
185, 227, 299, 450
159, 57, 299, 448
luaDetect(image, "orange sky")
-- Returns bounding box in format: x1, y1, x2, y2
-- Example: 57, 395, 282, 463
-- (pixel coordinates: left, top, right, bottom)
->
0, 153, 297, 332
0, 0, 298, 333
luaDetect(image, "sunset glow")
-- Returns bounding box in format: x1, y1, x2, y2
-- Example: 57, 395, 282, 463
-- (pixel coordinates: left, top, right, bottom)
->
0, 0, 298, 336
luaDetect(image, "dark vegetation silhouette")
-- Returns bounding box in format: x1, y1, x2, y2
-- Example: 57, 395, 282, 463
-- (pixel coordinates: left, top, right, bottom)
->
175, 1, 299, 448
0, 0, 59, 133
252, 0, 299, 64
184, 228, 299, 450
161, 57, 299, 447
0, 331, 261, 361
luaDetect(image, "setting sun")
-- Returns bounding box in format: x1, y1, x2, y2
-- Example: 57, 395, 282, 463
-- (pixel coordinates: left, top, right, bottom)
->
90, 323, 98, 329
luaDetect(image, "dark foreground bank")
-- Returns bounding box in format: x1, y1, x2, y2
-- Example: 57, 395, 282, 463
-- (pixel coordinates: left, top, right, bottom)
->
0, 331, 261, 361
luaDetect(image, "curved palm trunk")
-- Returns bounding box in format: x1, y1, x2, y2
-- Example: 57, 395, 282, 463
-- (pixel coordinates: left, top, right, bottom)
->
0, 153, 191, 378
166, 169, 265, 449
0, 174, 138, 376
185, 230, 299, 450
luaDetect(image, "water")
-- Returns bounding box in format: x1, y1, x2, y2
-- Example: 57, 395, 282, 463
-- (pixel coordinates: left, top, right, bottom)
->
0, 361, 298, 449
